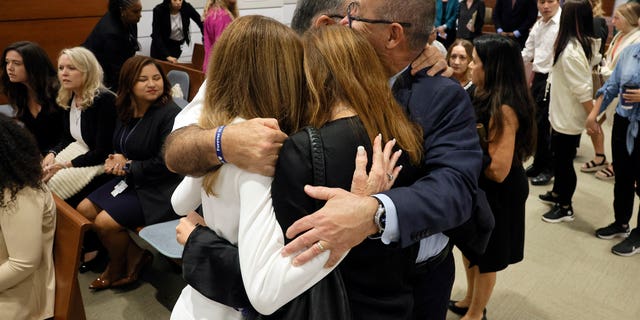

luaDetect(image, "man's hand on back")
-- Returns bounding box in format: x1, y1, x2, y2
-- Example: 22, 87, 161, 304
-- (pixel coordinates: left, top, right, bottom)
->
282, 186, 379, 268
411, 43, 453, 77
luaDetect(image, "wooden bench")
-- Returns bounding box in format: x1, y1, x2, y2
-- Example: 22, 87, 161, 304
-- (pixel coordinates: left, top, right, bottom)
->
53, 194, 92, 320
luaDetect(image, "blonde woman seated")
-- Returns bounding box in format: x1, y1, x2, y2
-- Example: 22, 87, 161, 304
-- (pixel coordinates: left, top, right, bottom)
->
0, 115, 55, 320
42, 47, 117, 205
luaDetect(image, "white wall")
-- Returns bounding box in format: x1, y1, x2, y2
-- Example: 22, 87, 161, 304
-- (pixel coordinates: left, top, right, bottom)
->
138, 0, 298, 62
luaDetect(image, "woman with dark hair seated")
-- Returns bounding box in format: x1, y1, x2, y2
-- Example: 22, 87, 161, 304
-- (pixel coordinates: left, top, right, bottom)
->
0, 114, 56, 320
151, 0, 204, 63
76, 56, 182, 290
0, 41, 63, 155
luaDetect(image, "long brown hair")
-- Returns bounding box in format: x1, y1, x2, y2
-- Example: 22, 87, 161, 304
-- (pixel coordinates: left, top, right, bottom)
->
302, 26, 422, 164
199, 15, 306, 194
115, 56, 171, 123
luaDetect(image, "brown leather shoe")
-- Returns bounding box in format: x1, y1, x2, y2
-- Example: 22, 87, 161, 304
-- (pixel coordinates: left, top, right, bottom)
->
112, 250, 153, 287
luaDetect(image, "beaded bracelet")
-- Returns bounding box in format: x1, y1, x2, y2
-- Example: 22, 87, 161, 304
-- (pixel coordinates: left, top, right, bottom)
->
215, 125, 227, 164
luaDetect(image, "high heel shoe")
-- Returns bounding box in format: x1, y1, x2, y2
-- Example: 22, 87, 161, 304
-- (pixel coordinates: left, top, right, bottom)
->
111, 250, 153, 287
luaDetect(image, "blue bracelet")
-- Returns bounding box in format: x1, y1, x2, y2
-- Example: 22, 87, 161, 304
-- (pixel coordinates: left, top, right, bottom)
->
215, 125, 227, 164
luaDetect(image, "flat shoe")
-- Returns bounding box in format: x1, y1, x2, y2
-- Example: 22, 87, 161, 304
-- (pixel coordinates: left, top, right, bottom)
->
448, 300, 468, 315
595, 167, 615, 180
580, 154, 608, 173
122, 250, 153, 285
448, 300, 487, 317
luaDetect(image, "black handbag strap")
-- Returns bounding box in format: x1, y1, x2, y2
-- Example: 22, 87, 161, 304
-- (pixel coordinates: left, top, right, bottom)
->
304, 127, 326, 208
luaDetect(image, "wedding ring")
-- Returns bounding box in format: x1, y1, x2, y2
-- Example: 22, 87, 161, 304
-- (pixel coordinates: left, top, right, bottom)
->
386, 173, 394, 181
315, 242, 325, 252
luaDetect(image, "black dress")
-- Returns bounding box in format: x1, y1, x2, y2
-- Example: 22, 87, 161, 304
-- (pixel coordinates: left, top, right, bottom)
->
271, 117, 425, 320
471, 103, 528, 273
18, 104, 64, 156
88, 101, 182, 229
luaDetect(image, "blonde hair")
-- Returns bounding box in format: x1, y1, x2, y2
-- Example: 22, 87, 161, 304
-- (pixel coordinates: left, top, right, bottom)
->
589, 0, 604, 17
203, 0, 238, 19
56, 47, 108, 110
199, 15, 306, 194
302, 26, 423, 164
616, 2, 640, 28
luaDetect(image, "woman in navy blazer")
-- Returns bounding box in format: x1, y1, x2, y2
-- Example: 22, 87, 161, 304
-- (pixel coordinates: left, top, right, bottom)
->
151, 0, 204, 63
435, 0, 460, 48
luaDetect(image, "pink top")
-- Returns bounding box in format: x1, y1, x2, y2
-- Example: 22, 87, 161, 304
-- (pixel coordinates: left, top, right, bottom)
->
203, 7, 233, 72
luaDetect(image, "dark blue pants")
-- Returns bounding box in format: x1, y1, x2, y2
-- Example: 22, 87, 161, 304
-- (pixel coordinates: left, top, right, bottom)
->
412, 250, 455, 320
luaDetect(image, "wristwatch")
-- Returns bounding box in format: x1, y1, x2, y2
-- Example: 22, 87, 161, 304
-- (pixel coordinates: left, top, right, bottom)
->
374, 200, 386, 234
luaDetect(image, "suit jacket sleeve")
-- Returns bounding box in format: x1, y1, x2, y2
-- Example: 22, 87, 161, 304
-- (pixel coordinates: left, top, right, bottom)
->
185, 2, 204, 33
383, 76, 482, 248
71, 92, 116, 167
445, 0, 460, 30
516, 0, 538, 35
475, 1, 486, 34
50, 108, 73, 155
151, 6, 170, 59
492, 0, 504, 30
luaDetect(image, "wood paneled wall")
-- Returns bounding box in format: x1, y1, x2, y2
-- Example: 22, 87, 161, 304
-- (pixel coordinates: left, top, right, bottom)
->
0, 0, 108, 104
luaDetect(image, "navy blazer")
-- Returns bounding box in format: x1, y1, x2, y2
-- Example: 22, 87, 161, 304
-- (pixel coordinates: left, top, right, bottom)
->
492, 0, 538, 38
383, 68, 483, 248
50, 90, 117, 168
150, 1, 204, 60
115, 100, 182, 225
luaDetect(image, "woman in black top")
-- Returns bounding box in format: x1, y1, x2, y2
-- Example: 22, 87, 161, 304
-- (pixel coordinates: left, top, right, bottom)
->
449, 34, 536, 320
151, 0, 204, 63
0, 41, 63, 155
77, 56, 181, 291
83, 0, 142, 90
458, 0, 486, 41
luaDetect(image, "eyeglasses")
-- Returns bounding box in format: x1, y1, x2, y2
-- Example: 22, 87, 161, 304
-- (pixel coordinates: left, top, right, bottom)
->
346, 1, 412, 28
326, 14, 345, 22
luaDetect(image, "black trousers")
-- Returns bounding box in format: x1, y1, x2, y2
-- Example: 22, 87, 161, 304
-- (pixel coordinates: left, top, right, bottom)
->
612, 114, 640, 227
551, 130, 581, 205
412, 249, 455, 320
531, 72, 553, 173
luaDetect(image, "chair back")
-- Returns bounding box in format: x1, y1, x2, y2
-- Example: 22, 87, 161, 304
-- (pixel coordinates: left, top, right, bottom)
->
167, 70, 190, 100
53, 194, 91, 320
